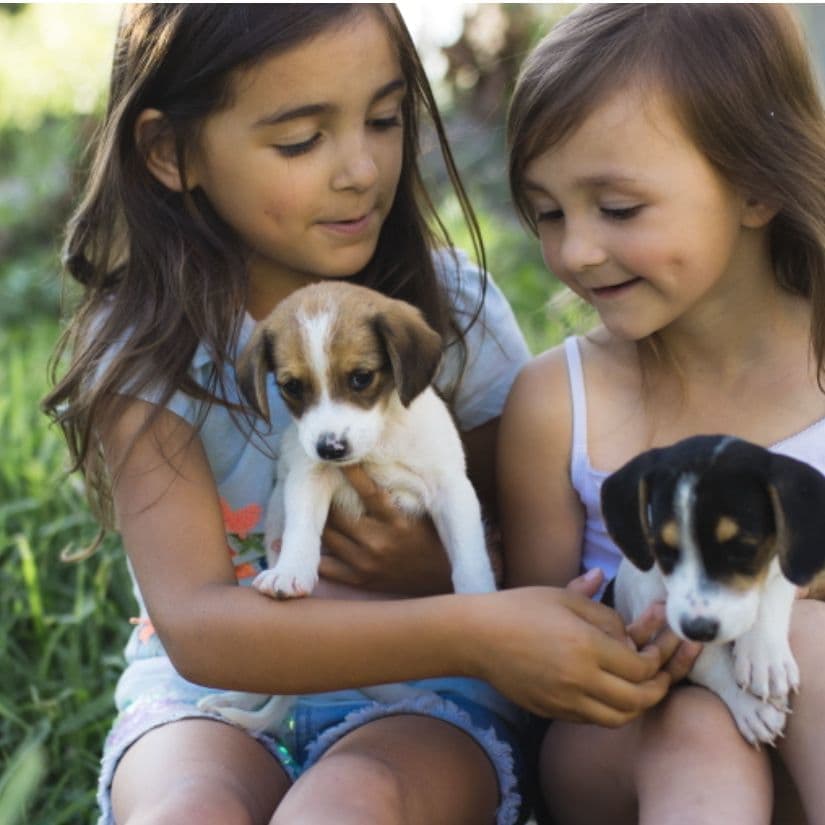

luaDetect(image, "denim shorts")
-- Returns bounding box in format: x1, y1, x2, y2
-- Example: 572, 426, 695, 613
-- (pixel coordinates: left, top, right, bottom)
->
97, 657, 528, 825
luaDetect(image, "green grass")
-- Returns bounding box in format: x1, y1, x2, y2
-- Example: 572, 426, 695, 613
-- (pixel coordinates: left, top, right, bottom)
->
0, 320, 132, 824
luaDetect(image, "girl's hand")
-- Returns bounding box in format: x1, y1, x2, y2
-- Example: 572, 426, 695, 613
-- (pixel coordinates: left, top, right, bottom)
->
565, 568, 700, 683
318, 466, 453, 595
467, 585, 692, 726
625, 601, 702, 684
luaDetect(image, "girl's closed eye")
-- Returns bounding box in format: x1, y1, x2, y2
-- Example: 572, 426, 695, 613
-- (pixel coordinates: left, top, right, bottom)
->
534, 206, 564, 223
601, 204, 643, 221
369, 112, 402, 131
275, 132, 322, 158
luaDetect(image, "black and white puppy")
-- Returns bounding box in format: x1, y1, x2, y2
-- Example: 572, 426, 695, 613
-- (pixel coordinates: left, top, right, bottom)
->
602, 434, 825, 745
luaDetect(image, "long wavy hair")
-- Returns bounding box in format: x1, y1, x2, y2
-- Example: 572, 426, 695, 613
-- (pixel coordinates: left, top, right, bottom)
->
43, 3, 485, 532
508, 3, 825, 382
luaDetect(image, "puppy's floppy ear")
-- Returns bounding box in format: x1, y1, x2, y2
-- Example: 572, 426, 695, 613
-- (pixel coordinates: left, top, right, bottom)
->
372, 303, 443, 406
764, 453, 825, 585
235, 325, 276, 420
601, 451, 660, 571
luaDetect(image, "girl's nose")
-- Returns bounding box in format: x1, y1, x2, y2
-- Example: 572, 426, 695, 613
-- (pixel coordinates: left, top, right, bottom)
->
331, 135, 379, 192
560, 221, 607, 272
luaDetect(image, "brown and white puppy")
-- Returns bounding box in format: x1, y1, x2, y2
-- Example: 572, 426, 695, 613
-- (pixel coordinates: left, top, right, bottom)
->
198, 282, 496, 732
602, 435, 825, 745
237, 280, 497, 599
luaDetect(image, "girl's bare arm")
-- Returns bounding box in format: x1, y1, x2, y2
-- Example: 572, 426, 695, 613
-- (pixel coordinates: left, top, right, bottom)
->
104, 398, 682, 723
499, 349, 585, 589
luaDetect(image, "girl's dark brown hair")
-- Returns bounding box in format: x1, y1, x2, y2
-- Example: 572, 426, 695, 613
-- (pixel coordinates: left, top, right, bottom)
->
508, 3, 825, 382
43, 3, 486, 532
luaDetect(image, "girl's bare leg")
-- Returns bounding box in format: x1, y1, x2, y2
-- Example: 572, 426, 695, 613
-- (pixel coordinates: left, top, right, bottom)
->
777, 599, 825, 825
541, 685, 772, 825
111, 718, 291, 825
271, 714, 500, 825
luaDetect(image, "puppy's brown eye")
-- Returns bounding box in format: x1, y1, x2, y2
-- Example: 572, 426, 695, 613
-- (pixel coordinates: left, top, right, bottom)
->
349, 370, 374, 392
279, 378, 303, 401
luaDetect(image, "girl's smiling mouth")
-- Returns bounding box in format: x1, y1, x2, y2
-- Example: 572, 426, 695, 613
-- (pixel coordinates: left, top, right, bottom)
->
589, 277, 643, 299
318, 211, 377, 236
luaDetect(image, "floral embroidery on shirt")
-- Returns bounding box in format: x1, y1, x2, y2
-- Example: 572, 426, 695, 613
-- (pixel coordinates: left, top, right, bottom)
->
228, 545, 258, 581
220, 497, 267, 581
220, 499, 262, 539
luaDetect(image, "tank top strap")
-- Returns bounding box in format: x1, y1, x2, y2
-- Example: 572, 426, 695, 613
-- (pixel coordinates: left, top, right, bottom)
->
563, 336, 590, 490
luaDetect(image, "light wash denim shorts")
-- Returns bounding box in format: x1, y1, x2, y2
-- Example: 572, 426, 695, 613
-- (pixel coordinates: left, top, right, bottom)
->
97, 657, 528, 825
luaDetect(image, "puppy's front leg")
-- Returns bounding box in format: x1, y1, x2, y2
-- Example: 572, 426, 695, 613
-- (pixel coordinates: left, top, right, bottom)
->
254, 468, 335, 598
429, 475, 496, 594
733, 562, 799, 705
690, 644, 788, 746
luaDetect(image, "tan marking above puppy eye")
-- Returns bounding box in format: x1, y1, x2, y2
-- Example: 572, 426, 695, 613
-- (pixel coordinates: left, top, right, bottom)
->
660, 520, 679, 547
715, 516, 740, 543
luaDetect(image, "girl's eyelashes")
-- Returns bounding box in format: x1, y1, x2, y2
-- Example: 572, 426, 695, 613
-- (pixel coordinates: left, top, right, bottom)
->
368, 113, 402, 131
534, 205, 644, 223
275, 133, 321, 158
601, 204, 643, 220
535, 208, 564, 223
272, 110, 402, 158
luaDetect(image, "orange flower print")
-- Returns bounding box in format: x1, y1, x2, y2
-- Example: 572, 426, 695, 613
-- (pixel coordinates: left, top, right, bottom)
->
228, 545, 258, 581
220, 498, 262, 539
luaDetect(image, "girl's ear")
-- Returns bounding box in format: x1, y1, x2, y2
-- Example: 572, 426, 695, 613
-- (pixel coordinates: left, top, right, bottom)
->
741, 196, 778, 229
135, 108, 194, 192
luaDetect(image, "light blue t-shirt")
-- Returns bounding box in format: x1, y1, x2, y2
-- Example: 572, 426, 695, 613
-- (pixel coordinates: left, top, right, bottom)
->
121, 250, 530, 662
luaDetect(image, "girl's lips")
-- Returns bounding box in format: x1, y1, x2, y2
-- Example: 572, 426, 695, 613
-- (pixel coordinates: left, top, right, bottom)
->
590, 277, 643, 298
318, 211, 375, 237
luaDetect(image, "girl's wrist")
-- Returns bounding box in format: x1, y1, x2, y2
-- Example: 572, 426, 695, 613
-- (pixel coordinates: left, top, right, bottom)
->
435, 592, 493, 682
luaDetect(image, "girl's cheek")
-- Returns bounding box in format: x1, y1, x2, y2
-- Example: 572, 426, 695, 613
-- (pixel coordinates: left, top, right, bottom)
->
539, 236, 562, 278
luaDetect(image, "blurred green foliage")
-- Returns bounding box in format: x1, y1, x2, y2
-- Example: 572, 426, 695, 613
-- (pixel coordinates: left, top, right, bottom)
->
0, 5, 118, 327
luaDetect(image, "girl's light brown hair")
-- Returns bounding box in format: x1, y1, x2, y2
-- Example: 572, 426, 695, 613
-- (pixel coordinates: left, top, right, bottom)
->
43, 3, 486, 535
508, 3, 825, 383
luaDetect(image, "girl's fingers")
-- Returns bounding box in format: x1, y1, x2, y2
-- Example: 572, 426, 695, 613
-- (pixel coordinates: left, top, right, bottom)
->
581, 669, 672, 721
626, 601, 668, 648
317, 552, 361, 586
339, 465, 398, 519
592, 625, 671, 684
565, 568, 604, 599
568, 593, 632, 643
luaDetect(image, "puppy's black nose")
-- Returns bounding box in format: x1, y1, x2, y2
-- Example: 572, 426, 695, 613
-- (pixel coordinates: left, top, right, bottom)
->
316, 433, 349, 461
680, 616, 720, 642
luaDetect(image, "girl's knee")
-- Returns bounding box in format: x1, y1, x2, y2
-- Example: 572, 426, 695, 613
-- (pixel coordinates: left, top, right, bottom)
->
273, 753, 407, 825
121, 782, 259, 825
641, 686, 742, 749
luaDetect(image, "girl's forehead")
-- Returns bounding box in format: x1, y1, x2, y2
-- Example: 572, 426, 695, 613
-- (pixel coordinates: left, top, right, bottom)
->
530, 86, 689, 172
523, 86, 706, 195
228, 11, 402, 115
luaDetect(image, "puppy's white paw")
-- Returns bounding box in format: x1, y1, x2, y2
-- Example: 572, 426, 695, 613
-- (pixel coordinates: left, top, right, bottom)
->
733, 631, 799, 706
253, 563, 317, 599
727, 688, 789, 746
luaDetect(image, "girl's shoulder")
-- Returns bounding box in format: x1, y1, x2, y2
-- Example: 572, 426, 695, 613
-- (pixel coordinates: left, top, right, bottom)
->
505, 330, 641, 443
575, 328, 641, 396
503, 341, 573, 442
515, 329, 635, 396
